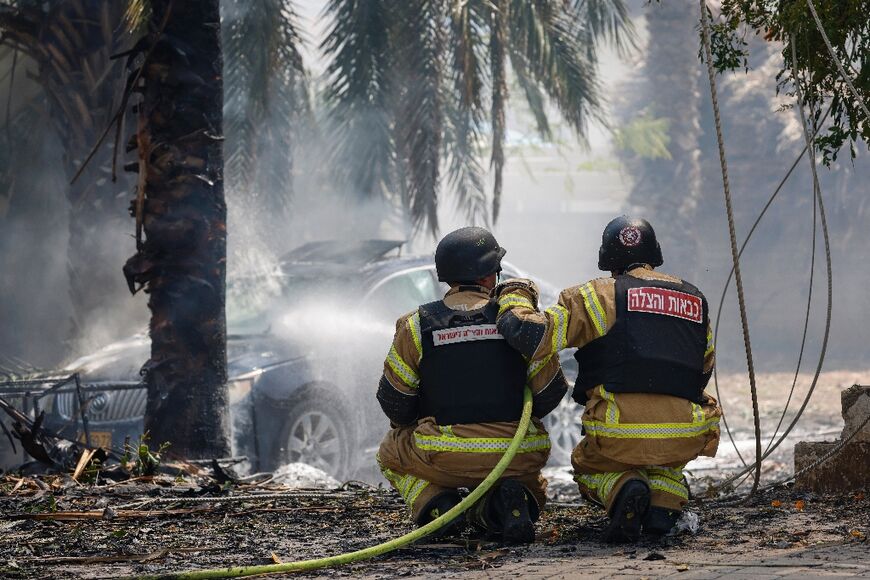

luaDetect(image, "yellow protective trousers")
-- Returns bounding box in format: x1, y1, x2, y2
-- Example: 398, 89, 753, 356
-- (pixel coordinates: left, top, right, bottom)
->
377, 417, 550, 521
575, 464, 688, 513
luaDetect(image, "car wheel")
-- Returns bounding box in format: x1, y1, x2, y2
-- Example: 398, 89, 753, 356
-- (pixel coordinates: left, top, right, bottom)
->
543, 392, 582, 466
276, 390, 354, 481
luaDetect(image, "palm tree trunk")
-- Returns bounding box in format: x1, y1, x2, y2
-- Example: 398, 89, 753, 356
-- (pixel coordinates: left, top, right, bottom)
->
124, 0, 229, 458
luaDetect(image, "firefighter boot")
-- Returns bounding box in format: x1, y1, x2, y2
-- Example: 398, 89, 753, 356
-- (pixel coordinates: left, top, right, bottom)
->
601, 479, 650, 543
485, 479, 538, 544
415, 491, 465, 538
643, 506, 680, 536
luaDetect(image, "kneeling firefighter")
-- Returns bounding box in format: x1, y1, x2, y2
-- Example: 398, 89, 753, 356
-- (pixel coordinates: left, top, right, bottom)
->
376, 227, 569, 543
493, 216, 722, 542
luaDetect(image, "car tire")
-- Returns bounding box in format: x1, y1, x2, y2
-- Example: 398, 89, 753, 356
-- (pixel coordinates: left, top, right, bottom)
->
273, 387, 356, 482
543, 391, 583, 467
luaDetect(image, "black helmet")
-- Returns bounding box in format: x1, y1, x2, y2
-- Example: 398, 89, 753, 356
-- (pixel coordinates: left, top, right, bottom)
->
598, 216, 663, 272
435, 227, 506, 283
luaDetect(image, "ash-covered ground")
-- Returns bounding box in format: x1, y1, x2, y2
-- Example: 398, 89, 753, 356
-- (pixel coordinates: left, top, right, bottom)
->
0, 369, 868, 579
0, 468, 867, 578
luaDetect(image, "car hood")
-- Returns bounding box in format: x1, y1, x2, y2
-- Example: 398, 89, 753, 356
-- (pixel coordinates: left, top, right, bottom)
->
62, 333, 307, 384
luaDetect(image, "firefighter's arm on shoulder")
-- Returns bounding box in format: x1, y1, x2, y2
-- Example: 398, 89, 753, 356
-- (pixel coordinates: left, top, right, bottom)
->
376, 312, 422, 426
527, 356, 569, 419
496, 277, 616, 365
492, 278, 549, 360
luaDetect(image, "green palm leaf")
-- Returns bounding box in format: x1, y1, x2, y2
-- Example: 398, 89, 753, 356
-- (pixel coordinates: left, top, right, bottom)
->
444, 0, 488, 225
321, 0, 632, 233
321, 0, 395, 199
223, 0, 309, 217
490, 0, 508, 221
393, 0, 444, 235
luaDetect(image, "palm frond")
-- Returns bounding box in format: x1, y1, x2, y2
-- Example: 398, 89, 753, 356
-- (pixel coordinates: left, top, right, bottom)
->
0, 95, 49, 219
510, 1, 603, 137
574, 0, 636, 57
0, 4, 41, 57
509, 46, 551, 140
444, 0, 488, 225
321, 0, 394, 199
392, 0, 444, 235
489, 0, 508, 222
222, 0, 309, 215
319, 0, 626, 233
123, 0, 152, 36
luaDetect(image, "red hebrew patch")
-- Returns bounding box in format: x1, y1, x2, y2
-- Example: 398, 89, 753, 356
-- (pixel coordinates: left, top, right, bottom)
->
627, 287, 703, 324
432, 324, 503, 346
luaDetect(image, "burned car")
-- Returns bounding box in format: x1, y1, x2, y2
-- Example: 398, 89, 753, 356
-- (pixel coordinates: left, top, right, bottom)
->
12, 241, 580, 479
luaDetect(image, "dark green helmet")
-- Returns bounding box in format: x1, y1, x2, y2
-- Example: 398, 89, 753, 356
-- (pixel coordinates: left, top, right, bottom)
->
598, 216, 663, 272
435, 227, 506, 283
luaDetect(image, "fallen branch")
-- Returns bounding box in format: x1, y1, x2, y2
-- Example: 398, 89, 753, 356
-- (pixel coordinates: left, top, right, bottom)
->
11, 507, 210, 520
26, 546, 224, 565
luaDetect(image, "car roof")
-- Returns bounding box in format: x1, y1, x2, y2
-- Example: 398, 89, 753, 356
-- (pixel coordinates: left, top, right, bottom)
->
276, 240, 434, 284
279, 240, 406, 265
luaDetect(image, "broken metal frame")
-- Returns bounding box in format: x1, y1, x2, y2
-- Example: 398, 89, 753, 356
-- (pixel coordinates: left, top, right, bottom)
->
0, 373, 144, 460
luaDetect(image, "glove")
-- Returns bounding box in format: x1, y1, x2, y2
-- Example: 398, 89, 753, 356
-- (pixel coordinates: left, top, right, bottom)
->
491, 278, 539, 309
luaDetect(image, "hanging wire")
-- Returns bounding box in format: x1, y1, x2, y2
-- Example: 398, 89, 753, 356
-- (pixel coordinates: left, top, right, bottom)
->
698, 0, 763, 496
708, 31, 837, 494
711, 101, 833, 474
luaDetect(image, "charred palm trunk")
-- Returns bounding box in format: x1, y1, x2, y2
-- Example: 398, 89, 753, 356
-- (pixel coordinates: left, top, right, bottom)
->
123, 0, 229, 458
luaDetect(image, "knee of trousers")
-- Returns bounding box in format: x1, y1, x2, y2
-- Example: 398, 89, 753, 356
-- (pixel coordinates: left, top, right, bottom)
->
646, 467, 689, 511
379, 462, 448, 521
376, 425, 417, 472
575, 470, 647, 512
409, 485, 450, 523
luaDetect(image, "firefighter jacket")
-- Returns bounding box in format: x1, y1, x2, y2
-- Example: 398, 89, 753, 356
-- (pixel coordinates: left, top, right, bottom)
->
376, 285, 570, 428
494, 266, 721, 467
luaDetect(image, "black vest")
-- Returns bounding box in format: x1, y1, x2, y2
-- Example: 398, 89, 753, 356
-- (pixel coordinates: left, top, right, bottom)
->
574, 274, 708, 403
418, 296, 527, 425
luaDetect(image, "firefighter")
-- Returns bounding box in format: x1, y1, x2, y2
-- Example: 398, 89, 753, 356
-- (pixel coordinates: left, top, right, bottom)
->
493, 216, 721, 542
375, 226, 569, 544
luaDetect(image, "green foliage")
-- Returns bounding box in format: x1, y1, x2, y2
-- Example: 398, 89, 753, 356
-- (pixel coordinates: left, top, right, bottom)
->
25, 494, 57, 514
614, 113, 672, 160
713, 0, 870, 163
322, 0, 635, 233
120, 433, 170, 476
79, 457, 102, 484
702, 7, 749, 73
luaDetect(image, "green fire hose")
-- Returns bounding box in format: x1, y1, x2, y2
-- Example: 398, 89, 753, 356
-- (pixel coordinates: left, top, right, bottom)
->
135, 387, 534, 579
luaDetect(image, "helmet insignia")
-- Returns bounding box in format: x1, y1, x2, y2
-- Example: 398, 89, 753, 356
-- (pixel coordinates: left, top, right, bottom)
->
618, 226, 642, 247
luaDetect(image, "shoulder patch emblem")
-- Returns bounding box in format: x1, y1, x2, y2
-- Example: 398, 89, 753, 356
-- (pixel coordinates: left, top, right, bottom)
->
627, 287, 703, 323
618, 225, 642, 247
